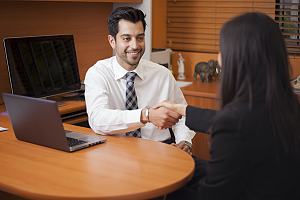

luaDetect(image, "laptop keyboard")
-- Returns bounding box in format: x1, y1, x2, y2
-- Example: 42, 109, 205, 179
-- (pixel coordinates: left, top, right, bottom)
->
67, 137, 86, 147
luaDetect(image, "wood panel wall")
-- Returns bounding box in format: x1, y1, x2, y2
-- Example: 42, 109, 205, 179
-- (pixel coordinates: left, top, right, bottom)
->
152, 0, 167, 49
152, 1, 300, 79
0, 1, 113, 104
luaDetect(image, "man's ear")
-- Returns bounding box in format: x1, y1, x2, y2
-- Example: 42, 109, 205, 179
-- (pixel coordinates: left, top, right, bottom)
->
108, 35, 116, 49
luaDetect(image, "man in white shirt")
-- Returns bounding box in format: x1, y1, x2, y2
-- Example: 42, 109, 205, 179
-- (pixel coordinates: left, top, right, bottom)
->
84, 6, 195, 153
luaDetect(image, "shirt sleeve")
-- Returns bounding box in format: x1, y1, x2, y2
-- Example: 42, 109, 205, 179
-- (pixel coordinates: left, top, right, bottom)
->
84, 66, 144, 134
167, 73, 196, 144
196, 112, 246, 200
186, 106, 216, 133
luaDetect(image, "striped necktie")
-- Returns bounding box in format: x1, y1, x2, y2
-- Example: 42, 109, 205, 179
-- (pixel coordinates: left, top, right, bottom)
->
125, 72, 141, 137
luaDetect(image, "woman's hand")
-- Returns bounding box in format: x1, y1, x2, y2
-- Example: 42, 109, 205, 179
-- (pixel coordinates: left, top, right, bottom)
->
154, 101, 187, 116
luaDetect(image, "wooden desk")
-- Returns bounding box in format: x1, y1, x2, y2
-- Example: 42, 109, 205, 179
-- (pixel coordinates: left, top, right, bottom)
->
57, 100, 87, 124
0, 114, 194, 200
57, 100, 86, 116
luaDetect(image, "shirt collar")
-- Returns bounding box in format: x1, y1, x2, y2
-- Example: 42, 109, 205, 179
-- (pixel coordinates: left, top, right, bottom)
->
112, 56, 145, 80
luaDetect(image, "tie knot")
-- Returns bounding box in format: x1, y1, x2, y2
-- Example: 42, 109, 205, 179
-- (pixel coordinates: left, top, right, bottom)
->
125, 72, 137, 82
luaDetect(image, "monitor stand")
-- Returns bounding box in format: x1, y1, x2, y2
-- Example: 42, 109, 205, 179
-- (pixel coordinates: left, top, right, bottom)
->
60, 91, 84, 101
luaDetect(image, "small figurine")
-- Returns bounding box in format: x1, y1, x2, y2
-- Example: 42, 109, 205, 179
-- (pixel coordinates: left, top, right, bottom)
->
177, 53, 186, 80
194, 59, 221, 82
291, 75, 300, 90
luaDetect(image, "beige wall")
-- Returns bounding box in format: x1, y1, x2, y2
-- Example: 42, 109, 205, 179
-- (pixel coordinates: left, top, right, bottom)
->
0, 1, 113, 104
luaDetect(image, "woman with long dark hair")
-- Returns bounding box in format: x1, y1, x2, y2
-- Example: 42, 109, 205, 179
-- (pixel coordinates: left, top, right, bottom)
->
163, 12, 300, 200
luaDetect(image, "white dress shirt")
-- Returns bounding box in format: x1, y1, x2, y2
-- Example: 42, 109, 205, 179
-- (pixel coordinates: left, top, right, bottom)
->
84, 56, 195, 143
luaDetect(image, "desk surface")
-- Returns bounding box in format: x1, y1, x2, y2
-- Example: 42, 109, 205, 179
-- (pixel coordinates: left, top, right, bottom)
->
181, 80, 219, 99
181, 80, 300, 99
0, 114, 194, 200
57, 99, 86, 115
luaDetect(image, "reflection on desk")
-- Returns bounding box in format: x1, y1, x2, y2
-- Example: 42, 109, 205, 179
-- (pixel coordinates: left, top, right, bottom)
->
176, 81, 192, 88
0, 115, 194, 200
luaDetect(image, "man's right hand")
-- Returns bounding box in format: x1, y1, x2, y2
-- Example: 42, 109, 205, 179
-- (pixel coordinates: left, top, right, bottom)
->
148, 107, 182, 129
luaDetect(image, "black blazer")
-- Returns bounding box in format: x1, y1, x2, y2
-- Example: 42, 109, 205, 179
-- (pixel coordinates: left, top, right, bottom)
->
185, 102, 300, 200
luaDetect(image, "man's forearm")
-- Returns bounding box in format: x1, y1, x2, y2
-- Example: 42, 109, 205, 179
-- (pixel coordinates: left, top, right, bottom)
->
88, 108, 144, 134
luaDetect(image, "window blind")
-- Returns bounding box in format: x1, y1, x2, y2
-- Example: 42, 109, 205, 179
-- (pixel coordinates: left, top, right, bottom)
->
276, 0, 300, 54
167, 0, 276, 53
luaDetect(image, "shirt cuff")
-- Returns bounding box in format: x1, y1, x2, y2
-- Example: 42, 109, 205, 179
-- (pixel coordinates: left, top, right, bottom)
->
125, 108, 143, 125
175, 133, 194, 144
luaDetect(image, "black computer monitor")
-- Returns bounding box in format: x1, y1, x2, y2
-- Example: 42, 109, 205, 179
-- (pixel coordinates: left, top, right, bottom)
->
3, 35, 81, 98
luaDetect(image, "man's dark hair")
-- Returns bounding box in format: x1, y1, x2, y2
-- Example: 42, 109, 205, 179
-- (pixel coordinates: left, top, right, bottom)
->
108, 7, 146, 38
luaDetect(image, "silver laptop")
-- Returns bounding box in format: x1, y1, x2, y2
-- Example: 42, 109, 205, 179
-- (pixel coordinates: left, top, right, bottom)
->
2, 93, 106, 152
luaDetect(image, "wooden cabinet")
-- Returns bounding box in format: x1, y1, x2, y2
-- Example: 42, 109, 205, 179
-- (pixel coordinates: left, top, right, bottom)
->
182, 81, 220, 110
181, 81, 220, 160
290, 56, 300, 78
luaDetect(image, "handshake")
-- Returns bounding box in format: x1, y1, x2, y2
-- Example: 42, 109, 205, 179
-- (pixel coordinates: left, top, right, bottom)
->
142, 101, 191, 154
142, 101, 187, 130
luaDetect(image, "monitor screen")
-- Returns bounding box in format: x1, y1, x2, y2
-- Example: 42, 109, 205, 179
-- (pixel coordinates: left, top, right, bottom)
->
3, 35, 81, 98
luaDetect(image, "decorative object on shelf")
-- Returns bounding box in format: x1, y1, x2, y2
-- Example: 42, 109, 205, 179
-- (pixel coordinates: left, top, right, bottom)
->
177, 53, 186, 80
291, 75, 300, 94
194, 60, 221, 82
